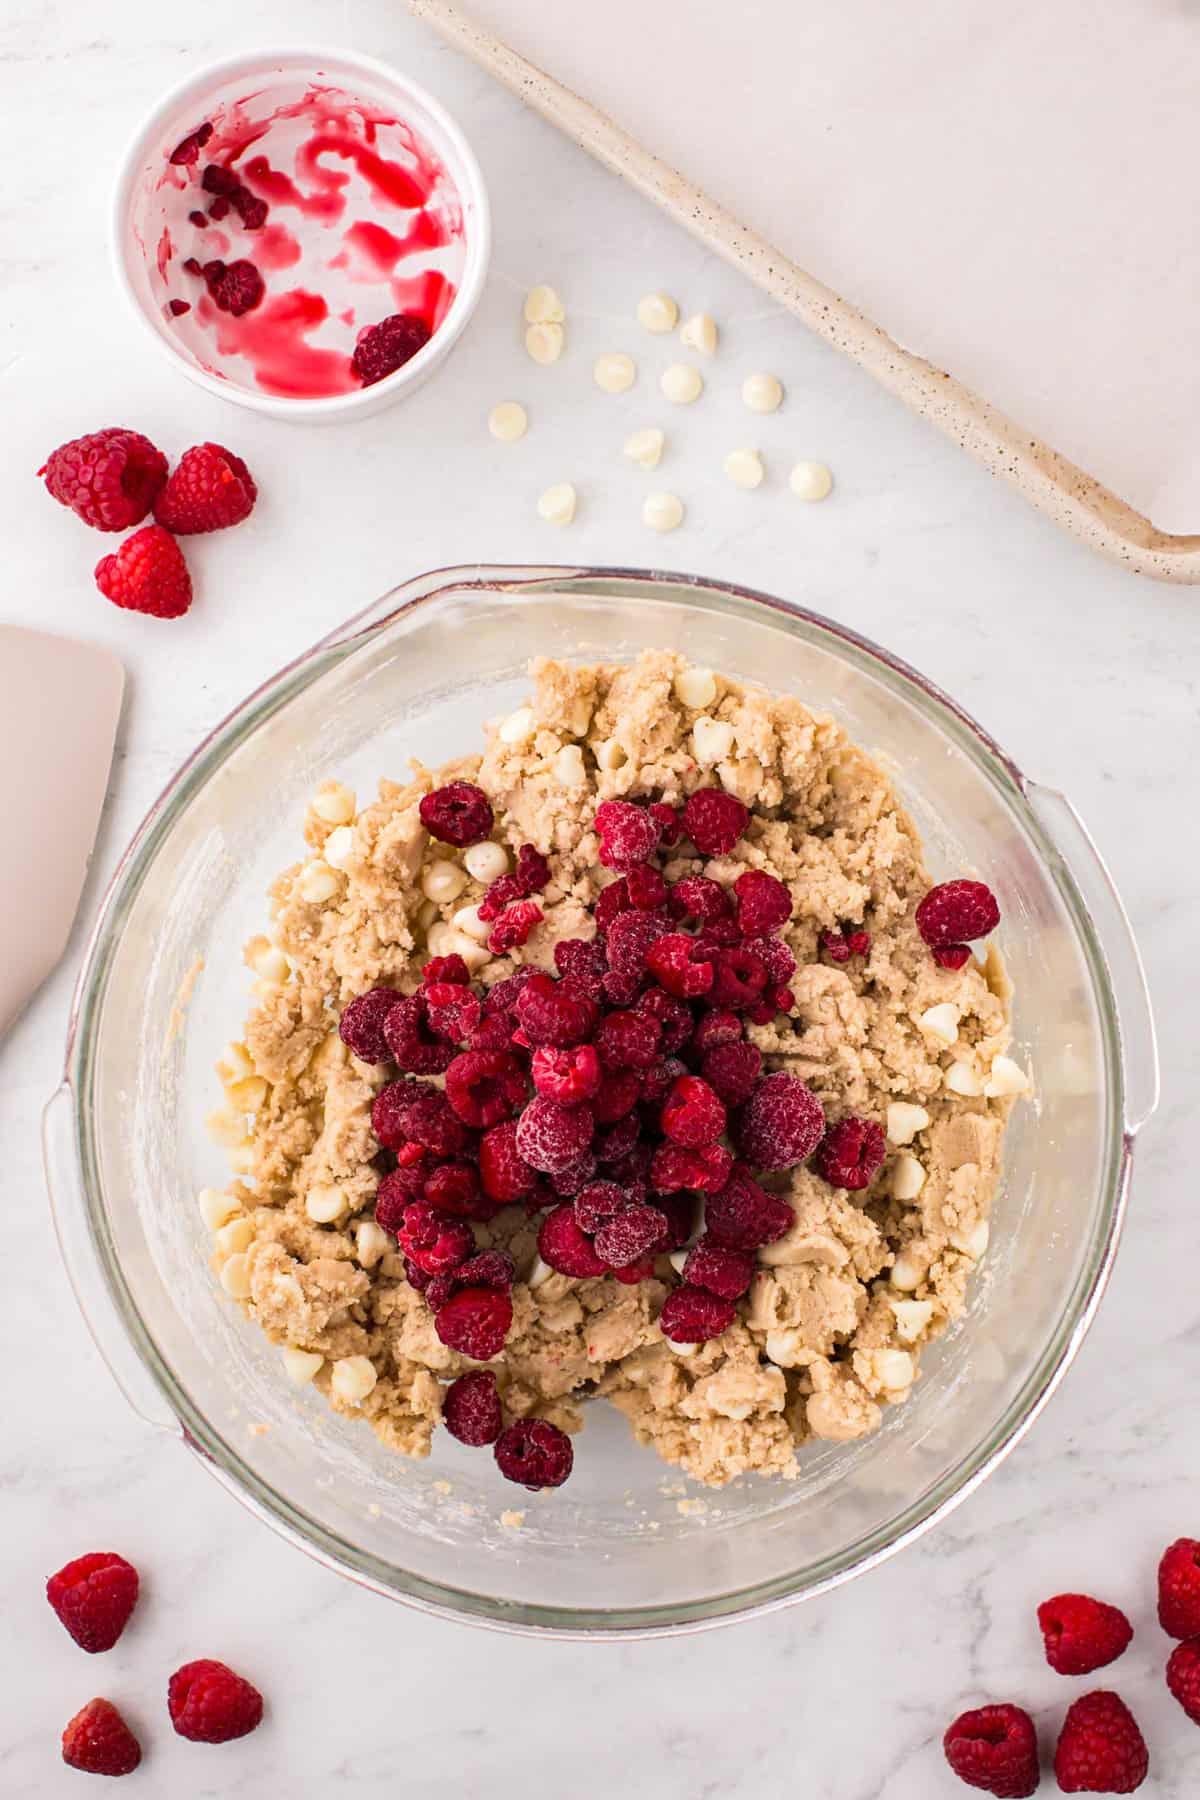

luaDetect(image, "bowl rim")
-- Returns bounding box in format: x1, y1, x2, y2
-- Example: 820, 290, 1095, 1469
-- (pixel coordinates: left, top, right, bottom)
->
58, 564, 1135, 1636
109, 44, 492, 418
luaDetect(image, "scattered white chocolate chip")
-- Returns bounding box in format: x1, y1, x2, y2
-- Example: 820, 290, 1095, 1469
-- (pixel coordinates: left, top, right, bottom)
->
944, 1061, 984, 1097
206, 1106, 248, 1149
691, 715, 735, 766
664, 1336, 698, 1356
417, 899, 438, 932
454, 935, 492, 973
674, 666, 717, 709
667, 1249, 689, 1275
918, 1002, 961, 1044
886, 1102, 931, 1146
198, 1187, 240, 1231
297, 860, 341, 905
636, 291, 678, 333
679, 311, 718, 354
868, 1348, 915, 1395
527, 1255, 555, 1290
742, 372, 783, 413
623, 426, 665, 469
305, 1184, 346, 1225
524, 284, 564, 325
661, 363, 703, 405
642, 491, 685, 532
282, 1346, 324, 1385
592, 737, 627, 771
312, 783, 356, 825
764, 1329, 803, 1367
331, 1356, 377, 1405
891, 1155, 927, 1201
451, 904, 491, 944
421, 858, 469, 905
227, 1142, 256, 1176
322, 825, 355, 870
251, 943, 290, 984
789, 460, 833, 502
593, 352, 636, 394
890, 1298, 934, 1343
425, 921, 457, 958
219, 1254, 251, 1299
488, 401, 528, 442
215, 1216, 255, 1257
537, 482, 577, 526
498, 706, 536, 746
723, 447, 764, 489
355, 1220, 391, 1268
554, 743, 587, 786
464, 841, 509, 883
890, 1250, 924, 1291
524, 322, 564, 365
984, 1055, 1031, 1098
952, 1220, 990, 1259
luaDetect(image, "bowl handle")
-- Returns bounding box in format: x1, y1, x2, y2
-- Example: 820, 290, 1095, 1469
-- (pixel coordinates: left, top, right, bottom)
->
42, 1082, 179, 1435
1025, 783, 1160, 1136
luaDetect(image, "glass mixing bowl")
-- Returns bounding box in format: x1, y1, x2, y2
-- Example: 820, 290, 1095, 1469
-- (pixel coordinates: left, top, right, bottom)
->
44, 567, 1158, 1637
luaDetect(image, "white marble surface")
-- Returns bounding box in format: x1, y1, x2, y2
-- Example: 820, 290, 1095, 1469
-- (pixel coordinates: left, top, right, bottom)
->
2, 3, 1198, 1794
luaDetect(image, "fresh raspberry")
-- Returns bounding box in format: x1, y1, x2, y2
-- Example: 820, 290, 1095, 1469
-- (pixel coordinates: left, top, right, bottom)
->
594, 799, 663, 870
626, 865, 668, 910
845, 929, 871, 956
420, 781, 493, 847
515, 843, 551, 893
594, 879, 633, 935
453, 1250, 515, 1290
593, 1009, 659, 1070
682, 788, 749, 856
592, 1068, 643, 1123
444, 1050, 526, 1128
375, 1164, 427, 1233
734, 869, 792, 935
661, 1074, 726, 1147
639, 1055, 687, 1109
646, 932, 715, 999
396, 1199, 474, 1275
423, 953, 470, 986
424, 981, 482, 1043
1166, 1637, 1200, 1725
201, 162, 241, 197
169, 120, 213, 164
636, 986, 692, 1053
168, 1659, 264, 1743
538, 1202, 608, 1277
61, 1699, 142, 1777
682, 1238, 755, 1298
442, 1369, 503, 1445
1037, 1594, 1134, 1676
650, 1141, 733, 1194
153, 442, 257, 535
489, 900, 544, 954
371, 1077, 429, 1150
814, 1116, 886, 1191
515, 1096, 594, 1173
41, 426, 168, 532
916, 879, 1001, 948
352, 311, 432, 385
573, 1180, 631, 1233
690, 1008, 743, 1054
669, 875, 734, 926
531, 1043, 602, 1106
478, 1120, 535, 1202
46, 1552, 139, 1653
659, 1285, 736, 1343
593, 1112, 642, 1165
383, 994, 457, 1075
594, 1204, 667, 1268
424, 1162, 495, 1221
709, 945, 769, 1008
705, 1164, 794, 1248
650, 800, 683, 845
943, 1703, 1039, 1798
434, 1287, 513, 1359
934, 944, 973, 971
476, 872, 526, 922
1054, 1691, 1148, 1794
1158, 1538, 1200, 1638
338, 986, 401, 1063
397, 1089, 468, 1158
734, 1072, 826, 1169
201, 257, 265, 315
515, 972, 596, 1047
494, 1418, 574, 1489
554, 937, 607, 996
94, 524, 192, 619
701, 1040, 762, 1106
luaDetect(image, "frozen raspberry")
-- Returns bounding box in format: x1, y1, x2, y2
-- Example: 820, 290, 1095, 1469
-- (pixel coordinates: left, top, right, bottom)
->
515, 1095, 594, 1173
478, 1120, 535, 1203
424, 981, 482, 1044
814, 1115, 886, 1191
183, 256, 204, 275
515, 843, 551, 893
612, 1253, 658, 1284
650, 1141, 733, 1194
232, 189, 268, 230
1037, 1594, 1132, 1676
669, 874, 734, 926
531, 1043, 601, 1106
709, 945, 769, 1008
744, 936, 796, 986
846, 929, 871, 956
444, 1050, 526, 1128
383, 994, 457, 1075
608, 1141, 654, 1197
593, 1009, 659, 1070
626, 865, 668, 910
489, 900, 543, 954
594, 879, 633, 935
700, 1040, 761, 1106
650, 800, 682, 845
554, 937, 607, 996
352, 311, 432, 385
484, 963, 540, 1018
423, 953, 470, 986
734, 1072, 825, 1170
605, 908, 674, 985
515, 972, 597, 1047
734, 869, 792, 935
442, 1369, 503, 1445
469, 1013, 517, 1053
820, 930, 851, 963
424, 1161, 495, 1221
399, 1090, 468, 1159
396, 1199, 474, 1275
943, 1703, 1039, 1798
549, 1148, 597, 1195
682, 788, 749, 856
477, 872, 525, 922
1158, 1538, 1200, 1638
494, 1418, 574, 1490
202, 257, 265, 315
538, 1203, 608, 1277
594, 1204, 667, 1268
61, 1699, 142, 1777
573, 1180, 630, 1233
454, 1250, 515, 1290
435, 1287, 513, 1359
646, 932, 715, 999
423, 1271, 457, 1309
168, 1659, 264, 1743
207, 195, 231, 221
1054, 1691, 1148, 1795
639, 1055, 687, 1109
338, 986, 401, 1063
690, 1009, 743, 1054
705, 1163, 793, 1248
94, 524, 192, 619
371, 1077, 427, 1150
46, 1552, 139, 1653
592, 1068, 643, 1123
683, 1238, 755, 1299
201, 161, 241, 196
154, 442, 257, 535
655, 1191, 697, 1249
636, 986, 692, 1053
168, 119, 213, 164
41, 426, 168, 532
659, 1285, 736, 1343
1166, 1637, 1200, 1725
168, 298, 192, 316
594, 799, 663, 870
593, 1111, 641, 1165
419, 780, 493, 847
375, 1165, 427, 1233
916, 879, 1001, 948
661, 1074, 726, 1147
931, 944, 970, 971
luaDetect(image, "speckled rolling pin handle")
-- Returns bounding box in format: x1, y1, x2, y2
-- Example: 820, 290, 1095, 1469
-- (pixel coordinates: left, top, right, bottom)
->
408, 0, 1200, 584
42, 1083, 179, 1435
1024, 784, 1159, 1137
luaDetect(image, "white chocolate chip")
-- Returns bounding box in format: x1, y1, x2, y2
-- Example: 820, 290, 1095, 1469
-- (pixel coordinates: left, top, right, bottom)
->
297, 860, 341, 905
463, 841, 509, 883
425, 921, 456, 957
674, 667, 717, 709
890, 1298, 934, 1343
498, 706, 536, 745
524, 284, 564, 324
918, 1002, 961, 1044
215, 1216, 255, 1256
984, 1055, 1031, 1098
944, 1061, 984, 1097
305, 1183, 346, 1224
312, 782, 356, 824
691, 715, 735, 766
527, 1255, 555, 1290
742, 372, 783, 413
537, 482, 577, 526
421, 858, 469, 904
282, 1347, 324, 1385
886, 1102, 931, 1146
322, 825, 355, 870
891, 1155, 927, 1201
789, 460, 833, 502
593, 352, 636, 394
867, 1348, 914, 1395
454, 935, 492, 973
198, 1187, 240, 1231
417, 899, 438, 932
764, 1329, 803, 1367
525, 322, 564, 365
623, 426, 665, 469
636, 291, 678, 332
952, 1220, 990, 1259
451, 904, 491, 943
217, 1039, 254, 1082
664, 1336, 698, 1356
592, 737, 627, 772
331, 1355, 377, 1404
667, 1249, 689, 1275
554, 744, 587, 786
660, 363, 703, 405
227, 1142, 256, 1175
679, 311, 718, 354
219, 1253, 251, 1299
488, 400, 528, 442
251, 944, 290, 984
642, 491, 685, 532
206, 1106, 248, 1149
723, 447, 765, 490
890, 1250, 924, 1291
355, 1219, 391, 1268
